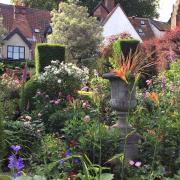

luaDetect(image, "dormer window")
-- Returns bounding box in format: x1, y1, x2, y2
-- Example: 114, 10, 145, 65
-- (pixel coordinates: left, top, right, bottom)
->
34, 29, 40, 33
141, 20, 145, 25
138, 29, 143, 33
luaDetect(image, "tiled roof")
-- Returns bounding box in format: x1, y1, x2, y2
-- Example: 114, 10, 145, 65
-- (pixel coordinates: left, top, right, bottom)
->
92, 1, 110, 15
150, 20, 170, 31
0, 3, 51, 43
129, 17, 155, 41
5, 27, 32, 47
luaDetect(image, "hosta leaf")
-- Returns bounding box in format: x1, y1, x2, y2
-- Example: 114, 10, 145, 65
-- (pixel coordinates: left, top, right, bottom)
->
100, 173, 114, 180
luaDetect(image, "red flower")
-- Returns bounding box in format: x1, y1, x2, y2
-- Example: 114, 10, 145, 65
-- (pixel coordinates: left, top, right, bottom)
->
69, 140, 77, 147
66, 95, 73, 102
68, 171, 77, 179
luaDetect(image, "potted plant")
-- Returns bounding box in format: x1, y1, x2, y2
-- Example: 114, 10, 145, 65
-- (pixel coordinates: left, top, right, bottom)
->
102, 40, 153, 159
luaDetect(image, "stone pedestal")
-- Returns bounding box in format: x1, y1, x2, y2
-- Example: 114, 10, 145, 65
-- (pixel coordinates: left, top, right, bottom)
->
103, 72, 141, 160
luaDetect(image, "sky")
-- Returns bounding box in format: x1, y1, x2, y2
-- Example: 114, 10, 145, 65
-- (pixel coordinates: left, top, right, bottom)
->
0, 0, 177, 22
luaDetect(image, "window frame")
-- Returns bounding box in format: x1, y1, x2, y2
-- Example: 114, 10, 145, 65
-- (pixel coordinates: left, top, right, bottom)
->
140, 20, 145, 25
7, 45, 25, 60
138, 28, 143, 33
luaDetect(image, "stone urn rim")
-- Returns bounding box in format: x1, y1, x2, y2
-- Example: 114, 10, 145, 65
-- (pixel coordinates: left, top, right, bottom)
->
102, 72, 122, 80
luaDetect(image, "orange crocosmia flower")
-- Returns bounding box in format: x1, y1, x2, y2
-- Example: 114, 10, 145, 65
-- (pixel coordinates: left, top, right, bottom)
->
148, 92, 159, 104
112, 68, 128, 84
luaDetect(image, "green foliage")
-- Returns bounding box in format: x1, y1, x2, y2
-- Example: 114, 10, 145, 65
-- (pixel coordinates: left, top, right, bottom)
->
79, 123, 123, 164
37, 61, 89, 98
15, 175, 47, 180
47, 109, 74, 133
128, 61, 180, 178
0, 62, 5, 74
0, 175, 12, 180
79, 0, 159, 18
119, 39, 140, 59
48, 1, 102, 61
63, 117, 123, 164
115, 0, 159, 18
32, 134, 62, 179
1, 119, 41, 168
0, 15, 7, 45
11, 0, 159, 18
35, 44, 65, 74
20, 78, 41, 111
61, 154, 114, 180
0, 101, 4, 164
11, 0, 59, 11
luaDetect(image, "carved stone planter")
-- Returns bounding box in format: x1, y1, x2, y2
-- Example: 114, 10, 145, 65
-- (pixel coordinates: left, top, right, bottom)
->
103, 72, 141, 160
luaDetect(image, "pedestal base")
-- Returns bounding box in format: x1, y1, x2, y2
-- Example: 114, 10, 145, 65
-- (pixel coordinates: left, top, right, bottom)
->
111, 112, 141, 160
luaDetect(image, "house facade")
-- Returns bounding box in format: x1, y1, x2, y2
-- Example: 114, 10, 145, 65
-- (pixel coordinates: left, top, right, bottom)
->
102, 4, 142, 42
93, 0, 170, 42
0, 2, 51, 61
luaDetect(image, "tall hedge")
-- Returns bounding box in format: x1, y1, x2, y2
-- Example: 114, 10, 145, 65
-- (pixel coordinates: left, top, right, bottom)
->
119, 39, 140, 58
35, 44, 65, 75
0, 102, 4, 164
20, 77, 41, 111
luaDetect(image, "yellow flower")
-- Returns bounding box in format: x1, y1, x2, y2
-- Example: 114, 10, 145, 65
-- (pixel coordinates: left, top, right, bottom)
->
77, 91, 94, 96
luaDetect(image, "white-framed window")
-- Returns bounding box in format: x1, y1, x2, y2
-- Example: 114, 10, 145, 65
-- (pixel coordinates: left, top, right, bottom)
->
141, 20, 145, 25
138, 28, 143, 33
7, 45, 25, 60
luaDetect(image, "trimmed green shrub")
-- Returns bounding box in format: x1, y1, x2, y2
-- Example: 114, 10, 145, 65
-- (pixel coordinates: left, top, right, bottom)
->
119, 39, 140, 58
47, 110, 74, 133
20, 78, 41, 111
35, 44, 65, 75
0, 114, 4, 164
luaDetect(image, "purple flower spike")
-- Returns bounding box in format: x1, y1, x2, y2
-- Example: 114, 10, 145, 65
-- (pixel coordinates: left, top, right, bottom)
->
73, 158, 80, 164
8, 155, 16, 169
15, 157, 25, 171
8, 155, 24, 171
59, 159, 65, 166
161, 76, 166, 92
64, 151, 72, 158
13, 171, 22, 178
11, 145, 21, 153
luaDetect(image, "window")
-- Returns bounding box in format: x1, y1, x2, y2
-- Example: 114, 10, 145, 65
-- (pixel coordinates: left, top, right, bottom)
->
7, 46, 25, 60
141, 20, 145, 25
138, 29, 143, 33
34, 29, 40, 33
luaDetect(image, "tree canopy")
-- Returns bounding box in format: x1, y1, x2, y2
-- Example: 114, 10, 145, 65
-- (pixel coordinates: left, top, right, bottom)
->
11, 0, 159, 19
48, 1, 102, 61
0, 15, 7, 45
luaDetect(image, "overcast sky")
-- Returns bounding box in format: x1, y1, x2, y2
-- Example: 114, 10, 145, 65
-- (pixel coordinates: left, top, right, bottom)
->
0, 0, 177, 22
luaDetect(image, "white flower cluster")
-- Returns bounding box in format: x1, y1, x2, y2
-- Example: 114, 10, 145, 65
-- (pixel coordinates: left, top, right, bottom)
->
38, 60, 89, 86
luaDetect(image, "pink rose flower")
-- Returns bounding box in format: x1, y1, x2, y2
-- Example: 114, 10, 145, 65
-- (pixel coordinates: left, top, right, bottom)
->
135, 161, 141, 167
128, 160, 135, 166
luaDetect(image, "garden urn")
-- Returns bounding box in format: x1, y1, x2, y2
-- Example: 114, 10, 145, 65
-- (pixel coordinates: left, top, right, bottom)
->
103, 72, 141, 160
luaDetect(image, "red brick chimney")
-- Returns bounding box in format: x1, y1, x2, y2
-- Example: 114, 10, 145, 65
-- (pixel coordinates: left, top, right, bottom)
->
12, 0, 32, 38
103, 0, 115, 12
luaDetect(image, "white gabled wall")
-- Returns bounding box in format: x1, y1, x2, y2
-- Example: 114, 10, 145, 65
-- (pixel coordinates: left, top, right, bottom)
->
103, 6, 142, 42
3, 33, 31, 60
150, 23, 166, 39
